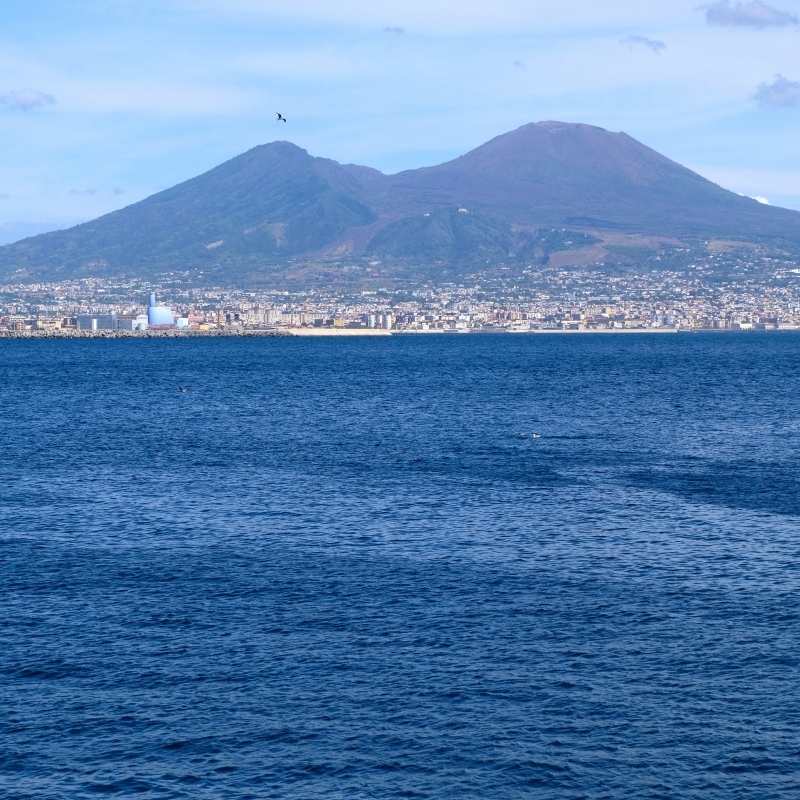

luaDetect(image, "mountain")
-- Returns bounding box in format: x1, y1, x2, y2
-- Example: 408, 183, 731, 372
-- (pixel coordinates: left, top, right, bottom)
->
0, 142, 378, 282
2, 122, 799, 283
380, 122, 800, 238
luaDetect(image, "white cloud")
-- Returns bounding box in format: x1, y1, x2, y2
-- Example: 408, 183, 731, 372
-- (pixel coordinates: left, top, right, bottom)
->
620, 35, 667, 53
754, 74, 800, 107
0, 49, 263, 117
703, 1, 799, 29
0, 89, 56, 111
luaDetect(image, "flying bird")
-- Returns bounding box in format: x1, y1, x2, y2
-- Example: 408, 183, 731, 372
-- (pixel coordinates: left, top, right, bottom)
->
276, 112, 287, 123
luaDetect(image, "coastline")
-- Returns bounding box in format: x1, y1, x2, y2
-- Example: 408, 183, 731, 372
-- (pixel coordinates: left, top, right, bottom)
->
0, 329, 287, 340
1, 326, 796, 340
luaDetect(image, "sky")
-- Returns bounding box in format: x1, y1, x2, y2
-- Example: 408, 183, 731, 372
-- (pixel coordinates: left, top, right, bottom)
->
1, 0, 800, 242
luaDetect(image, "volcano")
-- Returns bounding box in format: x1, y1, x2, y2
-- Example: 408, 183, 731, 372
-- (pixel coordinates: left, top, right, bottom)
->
2, 121, 798, 283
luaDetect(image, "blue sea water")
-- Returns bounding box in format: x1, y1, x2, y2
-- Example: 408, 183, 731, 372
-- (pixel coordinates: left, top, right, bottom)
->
1, 333, 799, 799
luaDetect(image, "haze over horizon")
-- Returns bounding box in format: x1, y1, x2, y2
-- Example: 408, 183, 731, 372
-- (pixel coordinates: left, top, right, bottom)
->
2, 0, 800, 241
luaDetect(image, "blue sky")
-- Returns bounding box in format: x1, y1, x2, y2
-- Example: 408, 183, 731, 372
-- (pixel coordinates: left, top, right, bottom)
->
1, 0, 799, 242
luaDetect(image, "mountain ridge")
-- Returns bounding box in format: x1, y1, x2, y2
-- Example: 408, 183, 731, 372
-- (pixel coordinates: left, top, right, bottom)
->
2, 121, 799, 283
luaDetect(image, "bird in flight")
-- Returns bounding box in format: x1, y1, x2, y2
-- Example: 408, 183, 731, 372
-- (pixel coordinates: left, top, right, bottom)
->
276, 112, 287, 123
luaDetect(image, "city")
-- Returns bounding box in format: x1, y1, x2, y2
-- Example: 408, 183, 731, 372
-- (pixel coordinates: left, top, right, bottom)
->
3, 246, 800, 336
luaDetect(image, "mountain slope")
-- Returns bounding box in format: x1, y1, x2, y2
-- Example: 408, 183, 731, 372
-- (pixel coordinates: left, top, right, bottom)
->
380, 122, 799, 238
2, 122, 799, 282
1, 142, 377, 280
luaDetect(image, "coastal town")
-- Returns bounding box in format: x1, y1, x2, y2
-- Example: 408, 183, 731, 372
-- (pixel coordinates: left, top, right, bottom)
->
3, 250, 800, 336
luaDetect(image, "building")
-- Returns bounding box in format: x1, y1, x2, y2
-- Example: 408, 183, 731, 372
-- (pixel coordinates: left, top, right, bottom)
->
76, 313, 117, 331
116, 314, 149, 331
147, 292, 174, 327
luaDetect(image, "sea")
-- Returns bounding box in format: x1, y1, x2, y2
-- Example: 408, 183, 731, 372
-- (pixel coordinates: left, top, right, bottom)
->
2, 333, 799, 799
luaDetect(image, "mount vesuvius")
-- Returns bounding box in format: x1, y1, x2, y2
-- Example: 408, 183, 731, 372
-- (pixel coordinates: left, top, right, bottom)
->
2, 121, 799, 283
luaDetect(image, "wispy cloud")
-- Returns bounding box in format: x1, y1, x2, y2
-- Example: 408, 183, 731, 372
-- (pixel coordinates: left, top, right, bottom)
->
703, 1, 799, 29
0, 89, 56, 111
754, 74, 800, 107
620, 35, 666, 53
69, 187, 128, 197
383, 25, 406, 34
